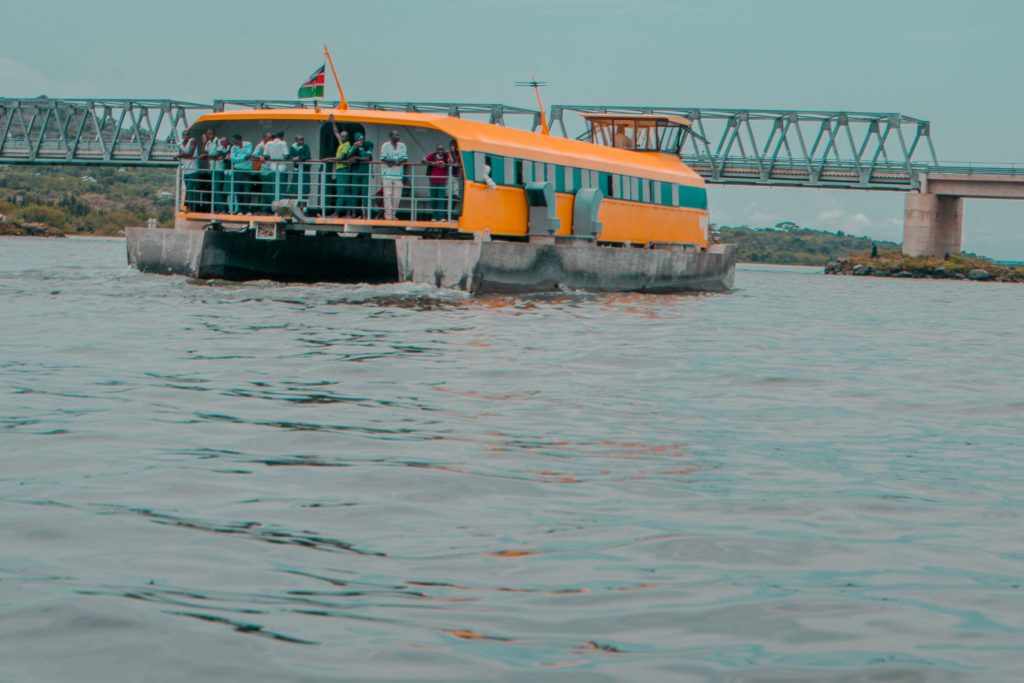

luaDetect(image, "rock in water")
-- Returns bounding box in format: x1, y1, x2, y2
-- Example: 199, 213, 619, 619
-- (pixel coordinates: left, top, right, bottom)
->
968, 269, 991, 281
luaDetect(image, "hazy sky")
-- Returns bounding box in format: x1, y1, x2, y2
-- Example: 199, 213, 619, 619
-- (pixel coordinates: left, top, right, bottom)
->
4, 0, 1024, 257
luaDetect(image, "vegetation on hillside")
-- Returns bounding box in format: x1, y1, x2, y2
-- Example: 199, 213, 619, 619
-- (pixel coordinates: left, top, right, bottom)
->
0, 165, 175, 236
715, 222, 900, 266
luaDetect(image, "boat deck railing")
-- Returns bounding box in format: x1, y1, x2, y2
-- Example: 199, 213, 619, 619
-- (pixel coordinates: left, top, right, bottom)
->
178, 160, 463, 225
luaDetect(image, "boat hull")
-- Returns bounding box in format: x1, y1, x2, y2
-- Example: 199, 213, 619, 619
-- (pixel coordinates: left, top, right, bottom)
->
126, 227, 735, 293
125, 227, 398, 283
396, 237, 735, 294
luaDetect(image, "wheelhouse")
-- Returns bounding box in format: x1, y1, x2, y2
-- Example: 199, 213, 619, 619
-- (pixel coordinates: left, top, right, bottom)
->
580, 113, 694, 154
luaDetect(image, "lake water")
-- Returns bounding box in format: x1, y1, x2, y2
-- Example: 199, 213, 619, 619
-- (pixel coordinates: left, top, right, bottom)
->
2, 237, 1023, 682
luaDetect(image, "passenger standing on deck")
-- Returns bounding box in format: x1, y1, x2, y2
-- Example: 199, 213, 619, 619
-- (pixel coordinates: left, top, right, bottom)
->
288, 134, 311, 201
422, 144, 452, 221
203, 131, 227, 213
379, 130, 407, 221
177, 130, 199, 210
228, 134, 254, 214
326, 116, 351, 218
251, 131, 272, 212
213, 136, 230, 213
263, 131, 291, 207
196, 130, 215, 212
344, 133, 370, 218
448, 139, 462, 216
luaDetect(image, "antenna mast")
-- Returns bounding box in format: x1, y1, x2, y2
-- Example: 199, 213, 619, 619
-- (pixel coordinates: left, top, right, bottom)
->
516, 76, 549, 135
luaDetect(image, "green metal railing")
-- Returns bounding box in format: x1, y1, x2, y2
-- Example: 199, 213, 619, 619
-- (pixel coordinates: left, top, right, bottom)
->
179, 160, 462, 224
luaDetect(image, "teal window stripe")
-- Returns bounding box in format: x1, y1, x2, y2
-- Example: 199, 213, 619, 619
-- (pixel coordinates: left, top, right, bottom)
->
555, 165, 566, 192
490, 155, 505, 185
462, 152, 476, 183
678, 185, 708, 210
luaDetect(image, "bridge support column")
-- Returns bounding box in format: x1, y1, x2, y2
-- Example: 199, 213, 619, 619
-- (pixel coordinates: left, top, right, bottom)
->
902, 192, 963, 258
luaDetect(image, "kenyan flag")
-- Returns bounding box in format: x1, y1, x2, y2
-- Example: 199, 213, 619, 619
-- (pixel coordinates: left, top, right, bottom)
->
298, 65, 325, 99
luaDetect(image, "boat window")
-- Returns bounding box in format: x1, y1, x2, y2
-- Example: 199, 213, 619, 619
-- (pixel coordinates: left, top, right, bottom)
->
487, 155, 505, 185
609, 120, 635, 150
603, 173, 614, 198
474, 152, 487, 182
515, 160, 524, 186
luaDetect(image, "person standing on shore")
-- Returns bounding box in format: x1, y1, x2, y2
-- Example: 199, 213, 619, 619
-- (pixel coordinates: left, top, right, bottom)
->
378, 130, 407, 221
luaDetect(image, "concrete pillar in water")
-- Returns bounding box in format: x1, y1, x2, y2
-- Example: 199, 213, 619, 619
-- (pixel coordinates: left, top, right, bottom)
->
902, 192, 963, 258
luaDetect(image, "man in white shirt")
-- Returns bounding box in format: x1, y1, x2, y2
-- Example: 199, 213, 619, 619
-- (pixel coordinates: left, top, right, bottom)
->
378, 129, 408, 220
202, 130, 226, 213
177, 130, 198, 210
262, 131, 291, 206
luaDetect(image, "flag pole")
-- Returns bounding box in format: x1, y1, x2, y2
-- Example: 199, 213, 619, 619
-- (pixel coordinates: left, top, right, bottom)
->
323, 44, 348, 110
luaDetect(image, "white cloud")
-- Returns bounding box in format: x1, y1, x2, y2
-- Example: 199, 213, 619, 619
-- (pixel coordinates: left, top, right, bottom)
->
0, 56, 95, 98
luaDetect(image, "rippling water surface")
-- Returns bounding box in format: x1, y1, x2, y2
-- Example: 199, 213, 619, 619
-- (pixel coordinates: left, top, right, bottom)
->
2, 237, 1023, 682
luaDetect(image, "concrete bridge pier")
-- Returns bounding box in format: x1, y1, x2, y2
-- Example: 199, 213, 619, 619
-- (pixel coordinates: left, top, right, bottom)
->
902, 192, 963, 258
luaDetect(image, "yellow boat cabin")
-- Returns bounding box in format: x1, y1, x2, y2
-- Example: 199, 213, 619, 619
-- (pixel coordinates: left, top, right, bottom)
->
175, 107, 711, 248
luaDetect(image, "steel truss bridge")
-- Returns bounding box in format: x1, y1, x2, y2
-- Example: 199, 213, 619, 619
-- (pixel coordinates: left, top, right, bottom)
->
2, 97, 1021, 190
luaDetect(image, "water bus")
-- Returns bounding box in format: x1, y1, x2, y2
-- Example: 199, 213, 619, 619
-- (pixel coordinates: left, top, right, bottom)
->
127, 101, 735, 293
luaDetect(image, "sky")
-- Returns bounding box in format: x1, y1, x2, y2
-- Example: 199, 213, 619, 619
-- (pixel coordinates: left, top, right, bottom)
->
4, 0, 1024, 257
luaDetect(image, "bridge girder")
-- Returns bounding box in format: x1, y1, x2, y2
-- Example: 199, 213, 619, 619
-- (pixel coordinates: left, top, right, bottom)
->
1, 97, 1019, 191
549, 105, 943, 191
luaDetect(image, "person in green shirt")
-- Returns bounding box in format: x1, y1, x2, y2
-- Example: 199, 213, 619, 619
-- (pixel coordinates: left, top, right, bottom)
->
288, 134, 311, 201
344, 133, 371, 219
228, 134, 254, 214
325, 115, 351, 218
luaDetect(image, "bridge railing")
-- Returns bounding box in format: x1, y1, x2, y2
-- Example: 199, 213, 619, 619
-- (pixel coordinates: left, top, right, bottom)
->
6, 97, 1024, 188
0, 97, 208, 166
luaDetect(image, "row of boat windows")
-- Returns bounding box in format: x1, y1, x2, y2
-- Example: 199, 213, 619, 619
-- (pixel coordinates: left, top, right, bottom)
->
462, 152, 708, 210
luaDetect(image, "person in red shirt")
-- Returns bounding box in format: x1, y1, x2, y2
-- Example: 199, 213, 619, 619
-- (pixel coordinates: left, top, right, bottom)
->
422, 144, 452, 221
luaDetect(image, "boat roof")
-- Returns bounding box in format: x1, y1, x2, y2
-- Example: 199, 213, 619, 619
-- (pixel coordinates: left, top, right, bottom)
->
194, 108, 704, 185
579, 113, 694, 127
